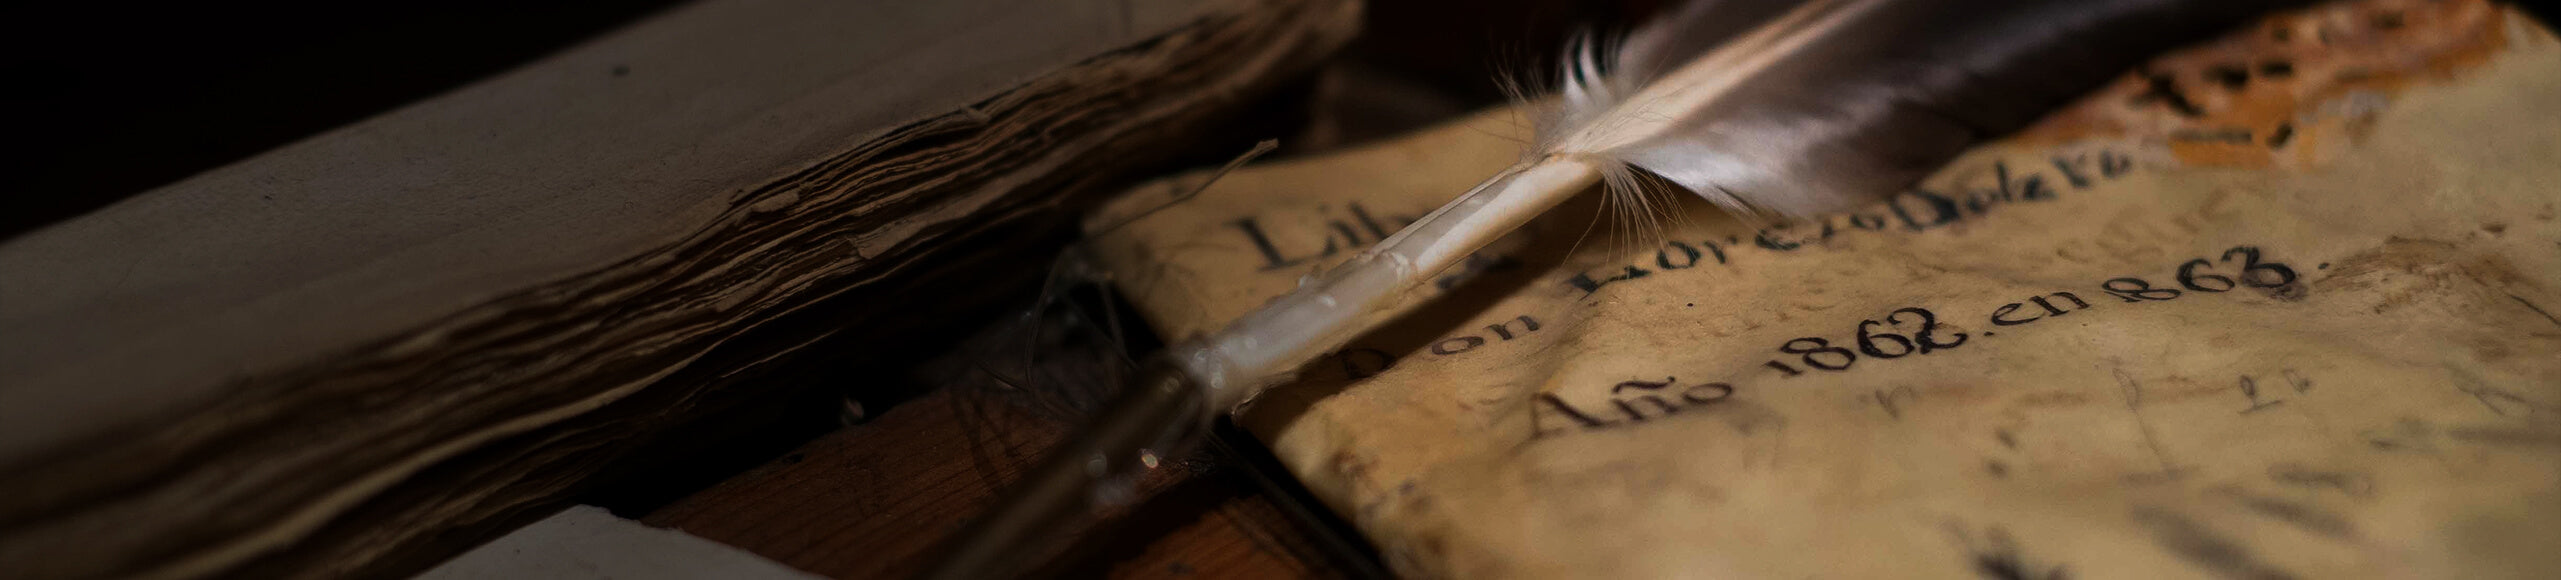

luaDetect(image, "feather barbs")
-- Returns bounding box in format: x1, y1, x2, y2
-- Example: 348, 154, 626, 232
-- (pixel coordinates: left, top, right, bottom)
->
1533, 0, 1885, 219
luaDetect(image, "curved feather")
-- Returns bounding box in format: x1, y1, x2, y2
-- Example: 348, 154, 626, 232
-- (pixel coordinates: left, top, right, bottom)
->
1542, 0, 1805, 151
1552, 0, 2308, 217
1174, 0, 2307, 407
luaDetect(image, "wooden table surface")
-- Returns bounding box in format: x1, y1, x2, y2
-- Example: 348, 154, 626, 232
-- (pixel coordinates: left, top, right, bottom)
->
644, 387, 1374, 579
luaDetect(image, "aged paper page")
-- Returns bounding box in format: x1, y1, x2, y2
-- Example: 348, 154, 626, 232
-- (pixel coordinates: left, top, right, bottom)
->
1089, 1, 2560, 577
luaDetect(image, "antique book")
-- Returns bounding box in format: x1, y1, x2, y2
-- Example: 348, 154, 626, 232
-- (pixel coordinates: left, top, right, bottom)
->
0, 0, 1356, 578
1088, 0, 2561, 577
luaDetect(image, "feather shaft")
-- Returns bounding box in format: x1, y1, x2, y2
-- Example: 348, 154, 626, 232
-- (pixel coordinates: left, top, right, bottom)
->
1172, 157, 1602, 408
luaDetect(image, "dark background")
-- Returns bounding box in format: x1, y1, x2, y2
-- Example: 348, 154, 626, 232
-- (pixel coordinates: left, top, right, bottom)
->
0, 0, 1666, 241
2, 1, 689, 239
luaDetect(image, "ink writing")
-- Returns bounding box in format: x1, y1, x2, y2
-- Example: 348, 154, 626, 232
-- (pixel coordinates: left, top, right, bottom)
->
1758, 245, 2304, 380
1762, 307, 1970, 377
1533, 376, 1741, 438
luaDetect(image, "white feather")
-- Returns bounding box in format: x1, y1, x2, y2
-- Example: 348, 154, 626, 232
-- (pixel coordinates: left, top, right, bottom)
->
1546, 0, 1877, 216
1169, 0, 1892, 407
1172, 0, 2286, 406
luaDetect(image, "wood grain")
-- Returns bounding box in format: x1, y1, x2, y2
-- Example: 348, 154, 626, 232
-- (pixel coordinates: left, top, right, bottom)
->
646, 387, 1358, 579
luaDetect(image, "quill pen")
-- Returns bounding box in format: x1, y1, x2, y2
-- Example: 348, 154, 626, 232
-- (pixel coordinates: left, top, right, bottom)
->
929, 0, 2302, 576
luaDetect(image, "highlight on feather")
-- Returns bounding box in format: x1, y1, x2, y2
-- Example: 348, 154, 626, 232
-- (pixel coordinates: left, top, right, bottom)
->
1556, 0, 1875, 217
1501, 0, 1891, 260
1502, 0, 1813, 251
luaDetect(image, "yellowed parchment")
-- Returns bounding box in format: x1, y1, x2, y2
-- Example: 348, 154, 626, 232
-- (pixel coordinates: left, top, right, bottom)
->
1089, 2, 2561, 577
